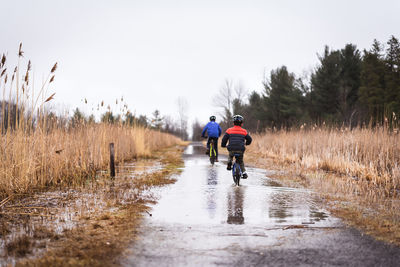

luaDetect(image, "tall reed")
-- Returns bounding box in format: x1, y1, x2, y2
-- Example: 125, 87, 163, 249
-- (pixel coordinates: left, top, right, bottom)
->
0, 45, 180, 197
248, 127, 400, 199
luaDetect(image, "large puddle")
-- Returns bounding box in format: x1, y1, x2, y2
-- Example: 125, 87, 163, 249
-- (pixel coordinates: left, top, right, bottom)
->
147, 143, 338, 228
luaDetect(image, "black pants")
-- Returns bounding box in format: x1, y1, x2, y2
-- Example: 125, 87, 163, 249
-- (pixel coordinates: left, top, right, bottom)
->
207, 137, 219, 159
228, 151, 245, 172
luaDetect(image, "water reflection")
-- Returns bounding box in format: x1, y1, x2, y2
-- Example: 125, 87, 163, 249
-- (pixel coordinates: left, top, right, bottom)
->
227, 187, 245, 225
268, 191, 294, 223
204, 167, 218, 219
309, 207, 329, 222
147, 144, 334, 228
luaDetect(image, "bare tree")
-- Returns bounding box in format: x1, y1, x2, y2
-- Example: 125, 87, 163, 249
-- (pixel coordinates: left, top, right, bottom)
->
213, 79, 234, 124
213, 79, 248, 126
176, 97, 188, 140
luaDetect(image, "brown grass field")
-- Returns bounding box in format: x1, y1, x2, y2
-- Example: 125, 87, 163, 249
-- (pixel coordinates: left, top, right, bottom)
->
247, 127, 400, 244
0, 46, 181, 198
248, 127, 400, 199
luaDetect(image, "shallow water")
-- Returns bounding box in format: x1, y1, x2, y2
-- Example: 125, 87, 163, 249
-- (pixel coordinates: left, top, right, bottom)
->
123, 143, 400, 267
148, 142, 336, 228
0, 158, 161, 265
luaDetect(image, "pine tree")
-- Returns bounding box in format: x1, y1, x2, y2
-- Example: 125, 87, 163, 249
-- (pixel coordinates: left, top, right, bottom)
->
384, 35, 400, 123
359, 39, 386, 125
311, 46, 342, 123
338, 44, 362, 124
264, 66, 302, 129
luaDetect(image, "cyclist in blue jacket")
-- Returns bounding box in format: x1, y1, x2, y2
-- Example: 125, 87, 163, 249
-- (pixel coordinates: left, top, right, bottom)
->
201, 115, 222, 162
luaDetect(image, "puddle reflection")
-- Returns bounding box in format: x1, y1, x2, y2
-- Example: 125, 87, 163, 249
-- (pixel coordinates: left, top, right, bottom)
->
268, 191, 294, 223
227, 187, 245, 225
149, 144, 335, 228
205, 168, 218, 219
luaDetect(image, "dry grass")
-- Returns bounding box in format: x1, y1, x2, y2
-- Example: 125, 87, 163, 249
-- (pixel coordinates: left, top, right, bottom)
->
0, 123, 181, 196
13, 145, 185, 266
0, 45, 181, 197
248, 127, 400, 199
247, 126, 400, 245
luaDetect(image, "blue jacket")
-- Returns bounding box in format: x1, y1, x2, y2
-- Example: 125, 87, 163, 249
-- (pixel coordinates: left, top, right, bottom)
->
201, 121, 222, 138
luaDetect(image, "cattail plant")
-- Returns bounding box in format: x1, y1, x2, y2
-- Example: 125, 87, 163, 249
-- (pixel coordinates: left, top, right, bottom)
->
0, 45, 181, 198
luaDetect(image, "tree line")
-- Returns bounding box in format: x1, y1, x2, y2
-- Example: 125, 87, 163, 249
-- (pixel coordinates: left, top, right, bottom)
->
209, 35, 400, 134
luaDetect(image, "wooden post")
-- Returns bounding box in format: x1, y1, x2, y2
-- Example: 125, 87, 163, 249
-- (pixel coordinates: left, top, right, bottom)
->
109, 143, 115, 178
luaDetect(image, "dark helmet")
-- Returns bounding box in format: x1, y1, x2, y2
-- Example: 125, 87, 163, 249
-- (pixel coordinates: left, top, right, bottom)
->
232, 114, 244, 125
209, 115, 216, 121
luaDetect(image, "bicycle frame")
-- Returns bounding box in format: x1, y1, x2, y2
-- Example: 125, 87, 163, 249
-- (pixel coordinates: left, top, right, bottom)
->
232, 153, 242, 186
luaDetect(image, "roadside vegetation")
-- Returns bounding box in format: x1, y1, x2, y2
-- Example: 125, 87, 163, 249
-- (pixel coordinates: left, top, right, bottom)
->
0, 45, 186, 265
247, 127, 400, 245
0, 44, 181, 198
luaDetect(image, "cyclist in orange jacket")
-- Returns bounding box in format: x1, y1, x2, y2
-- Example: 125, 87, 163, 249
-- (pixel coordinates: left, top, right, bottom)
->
221, 115, 252, 178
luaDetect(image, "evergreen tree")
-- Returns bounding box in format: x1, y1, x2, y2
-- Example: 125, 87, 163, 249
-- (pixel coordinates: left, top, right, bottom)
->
359, 39, 386, 125
151, 110, 163, 130
384, 35, 400, 123
264, 66, 302, 129
311, 46, 342, 123
338, 44, 362, 124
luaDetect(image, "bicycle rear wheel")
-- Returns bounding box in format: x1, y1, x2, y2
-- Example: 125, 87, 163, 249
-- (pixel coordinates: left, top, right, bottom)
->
210, 154, 215, 165
232, 163, 240, 186
209, 144, 215, 165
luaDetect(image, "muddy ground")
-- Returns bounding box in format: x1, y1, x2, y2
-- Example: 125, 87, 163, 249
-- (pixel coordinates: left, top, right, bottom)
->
0, 146, 184, 266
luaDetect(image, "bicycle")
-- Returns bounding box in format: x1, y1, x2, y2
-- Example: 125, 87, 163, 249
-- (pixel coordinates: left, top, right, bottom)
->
203, 136, 217, 165
231, 153, 242, 186
209, 139, 217, 165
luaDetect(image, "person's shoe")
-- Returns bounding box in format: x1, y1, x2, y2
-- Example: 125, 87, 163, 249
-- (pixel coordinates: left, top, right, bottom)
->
242, 172, 248, 179
226, 162, 232, 170
215, 158, 219, 162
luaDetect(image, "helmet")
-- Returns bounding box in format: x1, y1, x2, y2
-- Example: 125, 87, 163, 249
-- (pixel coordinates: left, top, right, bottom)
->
232, 114, 244, 125
209, 115, 216, 121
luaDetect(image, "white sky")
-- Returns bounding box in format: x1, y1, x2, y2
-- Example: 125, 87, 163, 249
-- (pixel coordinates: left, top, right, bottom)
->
1, 0, 399, 128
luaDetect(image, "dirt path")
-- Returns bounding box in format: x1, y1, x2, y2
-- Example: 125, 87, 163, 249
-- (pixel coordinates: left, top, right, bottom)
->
121, 143, 400, 267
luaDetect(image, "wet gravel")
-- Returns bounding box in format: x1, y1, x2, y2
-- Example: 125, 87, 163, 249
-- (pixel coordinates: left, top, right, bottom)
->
122, 143, 400, 267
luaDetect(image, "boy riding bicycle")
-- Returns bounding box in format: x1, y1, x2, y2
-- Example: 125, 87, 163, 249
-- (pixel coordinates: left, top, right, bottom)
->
201, 115, 222, 162
221, 115, 252, 178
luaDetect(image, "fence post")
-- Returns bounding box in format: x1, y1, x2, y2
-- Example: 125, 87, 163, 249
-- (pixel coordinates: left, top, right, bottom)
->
109, 143, 115, 178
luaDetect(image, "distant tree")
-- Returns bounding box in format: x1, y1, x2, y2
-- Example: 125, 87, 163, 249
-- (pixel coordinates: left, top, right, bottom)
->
151, 110, 163, 130
124, 111, 135, 126
384, 35, 400, 125
88, 114, 96, 124
338, 44, 362, 124
176, 97, 189, 140
101, 111, 115, 124
70, 108, 87, 127
213, 79, 234, 128
359, 39, 386, 125
264, 66, 303, 129
137, 115, 148, 127
311, 47, 342, 123
191, 119, 204, 141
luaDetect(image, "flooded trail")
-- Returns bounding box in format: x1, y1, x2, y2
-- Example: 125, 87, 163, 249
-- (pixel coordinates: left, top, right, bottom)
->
122, 143, 400, 267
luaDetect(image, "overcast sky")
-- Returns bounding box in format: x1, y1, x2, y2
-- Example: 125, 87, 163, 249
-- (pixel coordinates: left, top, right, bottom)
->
1, 0, 399, 129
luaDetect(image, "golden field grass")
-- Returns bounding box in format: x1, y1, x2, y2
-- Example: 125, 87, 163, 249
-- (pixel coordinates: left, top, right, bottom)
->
248, 127, 400, 199
0, 123, 181, 197
247, 127, 400, 244
0, 45, 181, 198
3, 145, 185, 266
